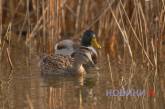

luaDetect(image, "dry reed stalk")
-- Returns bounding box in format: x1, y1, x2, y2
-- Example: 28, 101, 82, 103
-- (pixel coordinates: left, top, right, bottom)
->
78, 88, 83, 109
57, 0, 63, 25
57, 0, 62, 41
61, 0, 67, 31
159, 6, 165, 54
48, 87, 53, 109
49, 0, 55, 19
151, 39, 158, 77
75, 0, 82, 32
18, 12, 28, 41
48, 0, 55, 54
58, 0, 62, 17
119, 0, 154, 66
4, 22, 14, 69
0, 0, 2, 36
0, 0, 2, 57
107, 54, 114, 88
137, 1, 149, 62
42, 0, 46, 52
26, 94, 34, 109
72, 0, 115, 38
31, 0, 37, 11
25, 6, 48, 44
6, 48, 14, 69
64, 4, 77, 17
9, 0, 14, 18
36, 0, 40, 19
119, 6, 134, 62
81, 0, 89, 28
108, 0, 134, 63
1, 23, 10, 53
97, 17, 103, 38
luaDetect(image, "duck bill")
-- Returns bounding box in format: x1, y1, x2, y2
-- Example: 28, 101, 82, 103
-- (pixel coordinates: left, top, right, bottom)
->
91, 37, 101, 49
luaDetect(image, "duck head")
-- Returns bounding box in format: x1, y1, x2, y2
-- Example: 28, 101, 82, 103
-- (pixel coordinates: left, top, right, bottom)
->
55, 40, 74, 55
81, 30, 101, 49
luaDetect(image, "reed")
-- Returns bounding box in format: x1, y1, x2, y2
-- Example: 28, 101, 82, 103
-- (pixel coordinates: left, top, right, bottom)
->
1, 0, 165, 108
1, 0, 164, 61
26, 94, 34, 109
0, 0, 2, 58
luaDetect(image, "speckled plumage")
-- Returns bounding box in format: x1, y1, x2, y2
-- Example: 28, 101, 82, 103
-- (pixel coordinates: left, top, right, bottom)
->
40, 48, 94, 76
40, 54, 74, 75
40, 30, 101, 76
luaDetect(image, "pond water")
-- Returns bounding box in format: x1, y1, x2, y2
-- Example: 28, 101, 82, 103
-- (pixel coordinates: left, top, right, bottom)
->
0, 37, 165, 109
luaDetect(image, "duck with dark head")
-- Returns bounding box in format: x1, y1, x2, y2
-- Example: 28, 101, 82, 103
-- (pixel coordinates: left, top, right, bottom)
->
55, 30, 101, 64
40, 30, 101, 76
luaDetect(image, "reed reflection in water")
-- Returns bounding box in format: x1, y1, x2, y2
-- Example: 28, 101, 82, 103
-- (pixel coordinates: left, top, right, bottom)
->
0, 36, 165, 109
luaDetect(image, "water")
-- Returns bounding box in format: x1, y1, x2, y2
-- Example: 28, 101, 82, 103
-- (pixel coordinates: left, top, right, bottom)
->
0, 37, 165, 109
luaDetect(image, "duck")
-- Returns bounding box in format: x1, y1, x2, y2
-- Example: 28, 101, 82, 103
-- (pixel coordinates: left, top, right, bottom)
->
40, 47, 95, 76
55, 30, 101, 64
40, 30, 101, 76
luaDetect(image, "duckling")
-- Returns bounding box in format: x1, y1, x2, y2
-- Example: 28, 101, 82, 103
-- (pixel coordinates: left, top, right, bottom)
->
40, 48, 94, 76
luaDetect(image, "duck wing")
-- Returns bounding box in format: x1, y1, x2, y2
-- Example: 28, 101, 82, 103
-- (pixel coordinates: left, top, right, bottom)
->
40, 54, 74, 75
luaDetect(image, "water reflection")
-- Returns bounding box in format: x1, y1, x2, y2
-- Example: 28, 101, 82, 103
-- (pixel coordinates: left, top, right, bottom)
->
0, 36, 165, 109
41, 72, 99, 109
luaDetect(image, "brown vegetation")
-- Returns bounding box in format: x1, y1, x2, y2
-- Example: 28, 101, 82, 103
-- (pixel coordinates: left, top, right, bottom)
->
105, 32, 118, 59
1, 1, 165, 109
0, 0, 165, 65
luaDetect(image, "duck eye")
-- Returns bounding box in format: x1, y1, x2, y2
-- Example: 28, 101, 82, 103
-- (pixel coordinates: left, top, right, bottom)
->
57, 44, 66, 49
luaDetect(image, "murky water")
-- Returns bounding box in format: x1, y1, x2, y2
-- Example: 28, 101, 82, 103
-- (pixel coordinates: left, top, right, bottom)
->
0, 38, 165, 109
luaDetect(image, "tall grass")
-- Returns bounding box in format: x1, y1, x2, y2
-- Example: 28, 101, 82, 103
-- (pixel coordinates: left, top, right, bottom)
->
0, 0, 165, 109
1, 0, 164, 62
1, 0, 165, 80
0, 0, 1, 35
